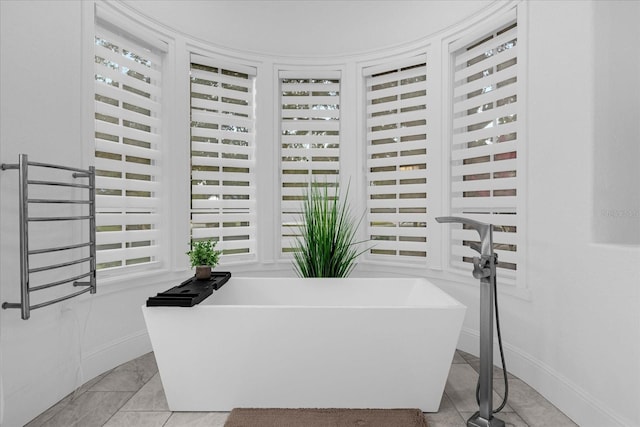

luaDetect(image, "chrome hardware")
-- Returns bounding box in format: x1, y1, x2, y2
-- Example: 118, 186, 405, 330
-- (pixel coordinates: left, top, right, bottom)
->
436, 216, 505, 427
1, 154, 96, 319
472, 256, 492, 279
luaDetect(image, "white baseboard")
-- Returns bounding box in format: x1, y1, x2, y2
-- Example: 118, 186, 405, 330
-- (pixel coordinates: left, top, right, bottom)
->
458, 327, 635, 427
81, 329, 152, 384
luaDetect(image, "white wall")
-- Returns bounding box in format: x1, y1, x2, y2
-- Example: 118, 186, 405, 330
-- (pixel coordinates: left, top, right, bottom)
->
120, 0, 494, 58
497, 2, 639, 425
1, 2, 84, 425
0, 3, 186, 426
1, 1, 638, 427
592, 0, 640, 244
423, 2, 639, 426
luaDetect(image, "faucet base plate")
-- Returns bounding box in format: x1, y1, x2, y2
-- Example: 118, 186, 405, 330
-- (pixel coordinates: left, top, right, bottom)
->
467, 414, 505, 427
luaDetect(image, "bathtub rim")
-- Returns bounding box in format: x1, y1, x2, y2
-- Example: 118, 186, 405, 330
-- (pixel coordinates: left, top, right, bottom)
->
186, 275, 468, 309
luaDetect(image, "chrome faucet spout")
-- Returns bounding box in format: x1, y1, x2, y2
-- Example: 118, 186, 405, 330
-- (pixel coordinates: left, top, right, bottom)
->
435, 216, 493, 256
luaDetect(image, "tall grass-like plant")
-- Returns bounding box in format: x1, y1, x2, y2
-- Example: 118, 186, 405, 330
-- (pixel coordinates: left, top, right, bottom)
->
292, 182, 368, 278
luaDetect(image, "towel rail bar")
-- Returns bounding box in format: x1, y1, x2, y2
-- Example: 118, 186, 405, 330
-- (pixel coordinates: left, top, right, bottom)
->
29, 215, 93, 222
30, 161, 91, 174
29, 242, 92, 255
29, 256, 92, 274
28, 180, 91, 189
29, 272, 94, 292
29, 287, 93, 311
1, 154, 96, 319
3, 161, 91, 174
29, 199, 91, 204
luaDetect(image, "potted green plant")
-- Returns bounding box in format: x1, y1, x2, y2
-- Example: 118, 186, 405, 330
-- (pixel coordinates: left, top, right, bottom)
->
187, 239, 222, 280
292, 181, 369, 278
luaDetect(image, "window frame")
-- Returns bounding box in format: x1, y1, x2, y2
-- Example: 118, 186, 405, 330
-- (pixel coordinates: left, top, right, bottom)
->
92, 6, 169, 279
440, 7, 528, 291
278, 69, 343, 259
362, 55, 431, 264
189, 54, 258, 262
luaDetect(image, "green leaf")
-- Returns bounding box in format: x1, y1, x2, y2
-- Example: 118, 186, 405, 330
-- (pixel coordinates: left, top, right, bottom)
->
292, 180, 370, 278
186, 239, 222, 267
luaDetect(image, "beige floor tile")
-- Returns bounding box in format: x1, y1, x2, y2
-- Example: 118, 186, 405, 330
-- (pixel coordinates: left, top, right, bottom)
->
90, 352, 158, 392
445, 364, 484, 413
77, 370, 114, 394
424, 393, 466, 427
120, 373, 169, 411
103, 411, 171, 427
457, 350, 478, 363
24, 394, 74, 427
444, 364, 513, 413
502, 379, 578, 427
452, 351, 467, 364
39, 391, 133, 427
466, 356, 516, 380
25, 371, 114, 427
164, 411, 229, 427
26, 350, 577, 427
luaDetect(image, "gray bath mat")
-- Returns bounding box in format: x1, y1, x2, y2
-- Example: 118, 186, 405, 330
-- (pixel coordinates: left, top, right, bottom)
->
224, 408, 428, 427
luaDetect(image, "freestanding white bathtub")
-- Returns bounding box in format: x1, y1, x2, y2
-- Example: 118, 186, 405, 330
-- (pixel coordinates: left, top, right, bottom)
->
142, 277, 466, 412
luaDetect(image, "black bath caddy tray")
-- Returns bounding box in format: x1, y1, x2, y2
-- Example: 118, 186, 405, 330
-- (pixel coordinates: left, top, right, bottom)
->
146, 271, 231, 307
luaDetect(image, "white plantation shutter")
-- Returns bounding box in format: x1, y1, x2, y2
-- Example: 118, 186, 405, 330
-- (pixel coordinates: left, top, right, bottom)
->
280, 71, 341, 254
94, 23, 164, 271
190, 56, 257, 257
449, 16, 521, 282
364, 57, 428, 261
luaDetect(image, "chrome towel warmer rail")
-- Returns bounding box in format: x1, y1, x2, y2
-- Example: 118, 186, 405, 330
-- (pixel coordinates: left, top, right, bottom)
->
1, 154, 96, 320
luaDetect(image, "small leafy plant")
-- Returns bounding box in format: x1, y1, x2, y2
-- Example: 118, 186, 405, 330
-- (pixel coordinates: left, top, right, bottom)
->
292, 182, 368, 278
187, 239, 222, 268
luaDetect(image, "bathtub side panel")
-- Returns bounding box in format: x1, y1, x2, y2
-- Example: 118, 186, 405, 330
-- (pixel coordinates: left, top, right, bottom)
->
143, 305, 465, 411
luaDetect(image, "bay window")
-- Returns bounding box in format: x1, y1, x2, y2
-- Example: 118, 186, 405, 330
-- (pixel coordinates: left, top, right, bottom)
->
91, 4, 524, 287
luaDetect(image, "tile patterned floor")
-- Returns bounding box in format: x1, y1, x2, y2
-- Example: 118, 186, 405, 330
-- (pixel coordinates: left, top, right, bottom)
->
25, 350, 577, 427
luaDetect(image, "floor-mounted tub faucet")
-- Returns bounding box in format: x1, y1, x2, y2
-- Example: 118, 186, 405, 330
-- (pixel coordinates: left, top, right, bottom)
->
436, 216, 506, 427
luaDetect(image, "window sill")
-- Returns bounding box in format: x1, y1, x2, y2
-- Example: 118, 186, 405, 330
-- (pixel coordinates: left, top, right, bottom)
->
96, 267, 194, 296
356, 261, 532, 301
